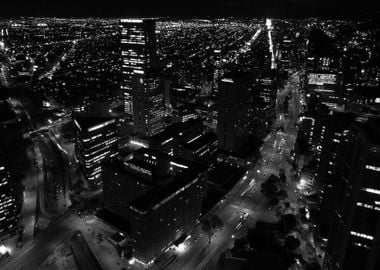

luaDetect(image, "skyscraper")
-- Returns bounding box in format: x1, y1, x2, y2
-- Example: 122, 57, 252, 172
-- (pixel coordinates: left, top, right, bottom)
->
217, 72, 252, 152
250, 70, 278, 138
324, 118, 380, 270
132, 68, 165, 136
102, 148, 207, 265
0, 158, 18, 240
74, 116, 118, 183
120, 19, 159, 115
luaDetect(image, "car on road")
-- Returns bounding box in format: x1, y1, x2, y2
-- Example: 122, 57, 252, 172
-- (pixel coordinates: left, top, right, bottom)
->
240, 212, 249, 221
235, 221, 243, 231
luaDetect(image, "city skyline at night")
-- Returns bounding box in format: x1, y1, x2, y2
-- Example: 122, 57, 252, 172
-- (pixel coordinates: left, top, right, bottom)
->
1, 2, 380, 270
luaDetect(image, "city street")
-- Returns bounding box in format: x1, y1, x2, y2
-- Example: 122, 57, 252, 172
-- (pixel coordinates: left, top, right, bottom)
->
2, 210, 131, 270
153, 70, 304, 270
19, 143, 44, 248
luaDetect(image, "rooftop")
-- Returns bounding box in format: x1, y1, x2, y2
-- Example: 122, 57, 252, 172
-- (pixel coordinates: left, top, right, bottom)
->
150, 118, 203, 143
129, 148, 206, 212
184, 132, 217, 151
130, 168, 203, 212
73, 116, 116, 132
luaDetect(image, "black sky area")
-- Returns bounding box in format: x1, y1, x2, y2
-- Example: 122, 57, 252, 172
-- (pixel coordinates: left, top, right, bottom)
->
0, 0, 379, 18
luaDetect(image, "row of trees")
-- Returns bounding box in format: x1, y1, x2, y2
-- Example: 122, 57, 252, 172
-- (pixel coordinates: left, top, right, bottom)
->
261, 172, 288, 206
201, 214, 224, 244
226, 215, 319, 270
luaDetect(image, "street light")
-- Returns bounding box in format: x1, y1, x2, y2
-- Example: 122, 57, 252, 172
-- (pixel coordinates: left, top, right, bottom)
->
0, 245, 11, 255
176, 243, 187, 253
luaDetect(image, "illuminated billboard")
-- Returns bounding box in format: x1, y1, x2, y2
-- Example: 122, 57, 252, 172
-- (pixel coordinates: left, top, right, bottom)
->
307, 73, 337, 86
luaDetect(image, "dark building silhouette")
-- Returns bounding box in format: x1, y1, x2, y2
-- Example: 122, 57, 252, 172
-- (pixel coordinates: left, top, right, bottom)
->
325, 118, 380, 270
120, 19, 159, 115
217, 73, 252, 152
313, 112, 356, 237
251, 70, 278, 138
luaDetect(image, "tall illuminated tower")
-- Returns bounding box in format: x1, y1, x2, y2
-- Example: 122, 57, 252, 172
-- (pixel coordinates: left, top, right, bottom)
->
132, 68, 165, 136
120, 19, 159, 115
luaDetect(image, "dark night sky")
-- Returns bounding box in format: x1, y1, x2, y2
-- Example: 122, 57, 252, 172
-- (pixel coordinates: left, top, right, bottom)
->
0, 0, 379, 18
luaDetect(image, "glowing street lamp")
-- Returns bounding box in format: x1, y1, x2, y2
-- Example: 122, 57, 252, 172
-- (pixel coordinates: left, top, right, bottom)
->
176, 243, 187, 253
0, 245, 11, 255
265, 18, 272, 29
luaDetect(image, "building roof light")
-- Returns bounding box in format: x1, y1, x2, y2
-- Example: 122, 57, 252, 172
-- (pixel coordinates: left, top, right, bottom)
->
187, 134, 202, 144
161, 137, 173, 146
221, 78, 234, 83
121, 19, 143, 23
88, 119, 116, 132
169, 161, 188, 169
366, 165, 380, 172
130, 140, 148, 148
363, 188, 380, 195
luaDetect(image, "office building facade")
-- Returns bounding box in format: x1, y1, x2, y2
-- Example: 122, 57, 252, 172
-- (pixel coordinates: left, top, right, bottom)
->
132, 68, 165, 136
74, 116, 118, 182
102, 149, 207, 265
325, 118, 380, 270
120, 19, 158, 115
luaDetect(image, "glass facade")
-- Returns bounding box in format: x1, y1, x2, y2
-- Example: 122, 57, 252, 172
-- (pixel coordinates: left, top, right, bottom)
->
75, 117, 118, 182
120, 19, 158, 115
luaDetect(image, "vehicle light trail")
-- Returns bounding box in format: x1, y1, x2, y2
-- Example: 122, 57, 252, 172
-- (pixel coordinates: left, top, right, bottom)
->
266, 18, 276, 69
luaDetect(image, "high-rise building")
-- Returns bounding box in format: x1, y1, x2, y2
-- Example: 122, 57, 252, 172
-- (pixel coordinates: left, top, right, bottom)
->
0, 159, 18, 240
74, 116, 118, 182
306, 72, 342, 109
324, 118, 380, 270
132, 68, 165, 136
313, 112, 355, 237
163, 79, 171, 109
305, 28, 343, 110
120, 19, 159, 115
213, 49, 223, 92
250, 70, 278, 138
102, 156, 153, 222
102, 149, 207, 265
279, 37, 292, 72
217, 73, 252, 152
